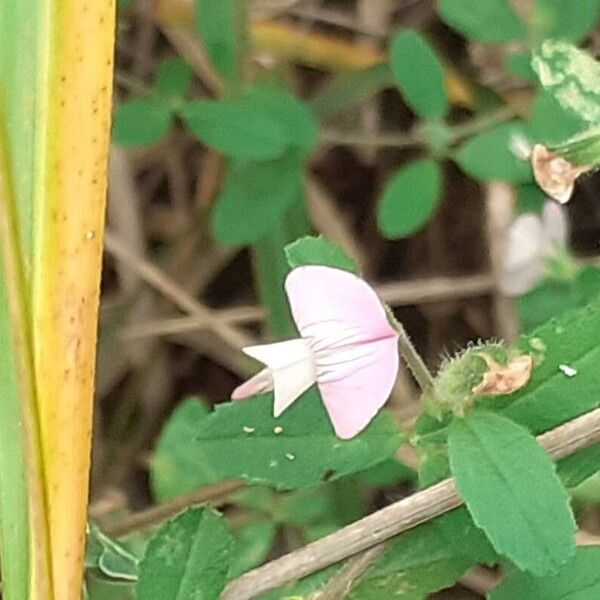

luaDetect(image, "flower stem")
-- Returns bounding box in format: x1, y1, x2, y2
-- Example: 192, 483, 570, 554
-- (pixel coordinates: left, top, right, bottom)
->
395, 321, 434, 391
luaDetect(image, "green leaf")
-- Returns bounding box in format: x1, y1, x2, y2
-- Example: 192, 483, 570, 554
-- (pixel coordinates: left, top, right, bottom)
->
137, 507, 233, 600
532, 40, 600, 124
489, 546, 600, 599
253, 201, 311, 339
390, 31, 448, 119
86, 573, 135, 600
181, 100, 287, 160
531, 0, 600, 42
228, 521, 276, 578
348, 509, 494, 600
516, 183, 545, 214
448, 410, 575, 575
518, 280, 575, 331
284, 235, 358, 273
356, 457, 416, 487
195, 0, 241, 86
113, 99, 172, 147
455, 122, 532, 183
310, 64, 393, 119
85, 525, 139, 582
526, 91, 585, 147
557, 443, 600, 488
378, 159, 442, 238
151, 398, 211, 502
161, 390, 402, 490
244, 83, 317, 154
155, 58, 194, 97
501, 297, 600, 434
212, 153, 303, 245
505, 52, 536, 81
438, 0, 526, 42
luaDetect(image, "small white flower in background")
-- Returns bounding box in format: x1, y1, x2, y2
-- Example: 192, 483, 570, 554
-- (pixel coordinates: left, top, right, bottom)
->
500, 201, 569, 297
231, 265, 399, 439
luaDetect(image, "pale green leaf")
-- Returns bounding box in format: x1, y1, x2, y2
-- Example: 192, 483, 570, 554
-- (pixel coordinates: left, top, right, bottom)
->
137, 507, 233, 600
526, 90, 585, 146
228, 522, 276, 578
531, 0, 600, 42
85, 524, 138, 582
244, 83, 317, 153
532, 40, 600, 124
448, 410, 575, 575
151, 399, 211, 502
438, 0, 526, 42
489, 547, 600, 599
155, 58, 193, 97
390, 31, 448, 119
500, 296, 600, 434
113, 99, 172, 147
557, 443, 600, 488
455, 122, 532, 183
195, 0, 240, 86
212, 153, 303, 244
156, 390, 402, 490
348, 511, 493, 600
181, 100, 287, 160
284, 235, 358, 273
378, 159, 442, 238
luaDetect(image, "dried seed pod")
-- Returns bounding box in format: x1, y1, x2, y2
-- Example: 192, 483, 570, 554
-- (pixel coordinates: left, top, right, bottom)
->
531, 144, 590, 204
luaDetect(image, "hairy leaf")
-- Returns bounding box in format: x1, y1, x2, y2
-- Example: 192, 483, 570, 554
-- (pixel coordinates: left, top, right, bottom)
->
137, 507, 232, 600
448, 410, 575, 575
154, 391, 403, 491
284, 235, 358, 273
489, 547, 600, 599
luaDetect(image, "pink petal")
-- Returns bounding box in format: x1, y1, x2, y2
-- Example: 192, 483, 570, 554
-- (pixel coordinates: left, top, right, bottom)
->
317, 336, 399, 438
285, 266, 399, 438
285, 266, 398, 346
231, 368, 273, 400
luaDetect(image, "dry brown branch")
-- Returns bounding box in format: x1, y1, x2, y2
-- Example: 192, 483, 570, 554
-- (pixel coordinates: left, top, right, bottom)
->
312, 544, 387, 600
485, 182, 520, 343
222, 406, 600, 599
104, 231, 255, 374
104, 479, 243, 537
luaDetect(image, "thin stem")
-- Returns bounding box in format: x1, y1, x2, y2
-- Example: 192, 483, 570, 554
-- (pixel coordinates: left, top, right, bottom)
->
103, 479, 244, 538
222, 406, 600, 599
394, 321, 434, 390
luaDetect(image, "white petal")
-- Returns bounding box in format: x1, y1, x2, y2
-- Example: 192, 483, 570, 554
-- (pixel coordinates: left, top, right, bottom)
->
243, 339, 316, 417
541, 200, 568, 252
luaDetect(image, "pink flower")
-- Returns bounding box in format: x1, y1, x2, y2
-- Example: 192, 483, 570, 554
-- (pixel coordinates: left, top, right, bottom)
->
232, 266, 399, 439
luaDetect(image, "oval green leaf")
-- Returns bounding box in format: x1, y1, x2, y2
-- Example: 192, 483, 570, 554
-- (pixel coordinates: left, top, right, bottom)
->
113, 99, 172, 147
181, 100, 288, 160
390, 31, 448, 119
378, 159, 442, 238
455, 122, 532, 183
448, 410, 576, 576
155, 58, 194, 97
439, 0, 526, 43
212, 153, 303, 244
